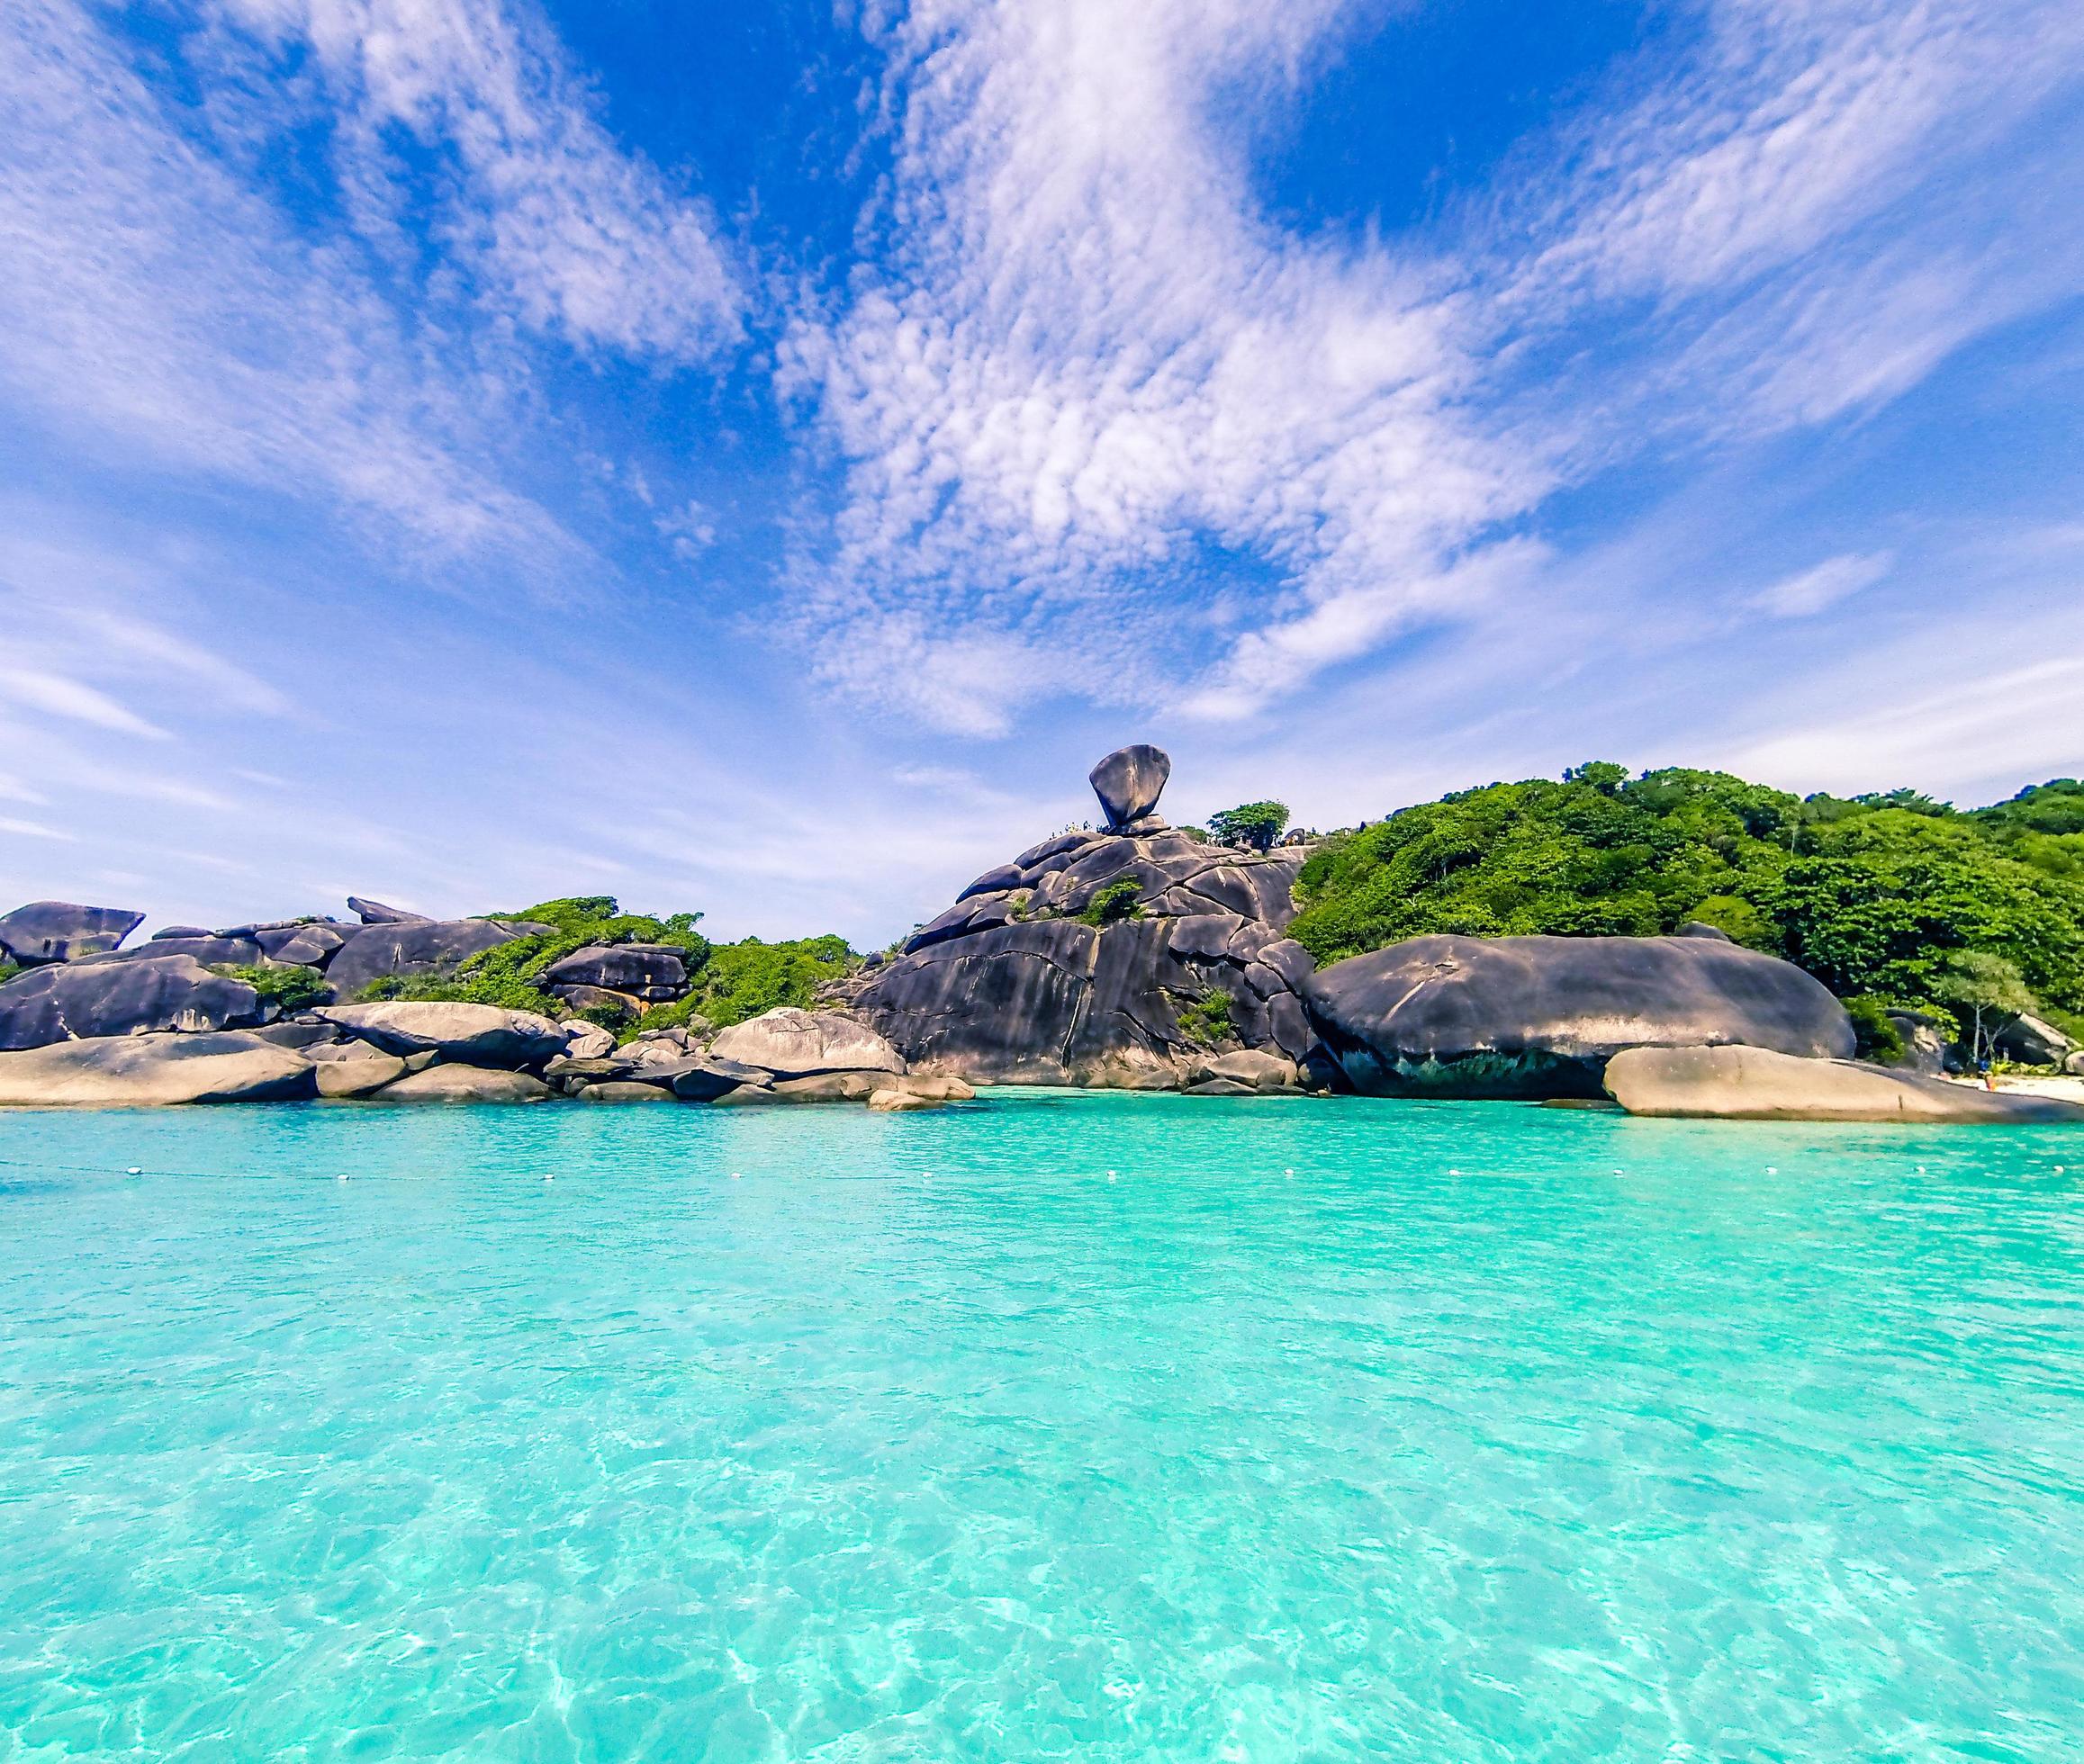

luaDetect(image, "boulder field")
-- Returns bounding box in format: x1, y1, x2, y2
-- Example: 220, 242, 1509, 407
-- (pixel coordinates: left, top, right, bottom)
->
0, 999, 957, 1112
3, 745, 2078, 1121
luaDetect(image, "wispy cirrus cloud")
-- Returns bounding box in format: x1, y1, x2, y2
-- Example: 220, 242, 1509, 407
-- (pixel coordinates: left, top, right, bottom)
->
0, 0, 737, 580
780, 0, 2084, 733
203, 0, 742, 358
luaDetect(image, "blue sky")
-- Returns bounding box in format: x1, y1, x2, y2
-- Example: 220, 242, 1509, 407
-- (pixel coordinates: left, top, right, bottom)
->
3, 0, 2081, 944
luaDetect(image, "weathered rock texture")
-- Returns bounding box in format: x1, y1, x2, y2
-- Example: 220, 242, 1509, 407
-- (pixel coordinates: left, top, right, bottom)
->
0, 901, 144, 966
1303, 933, 1854, 1098
317, 1002, 568, 1067
322, 919, 521, 999
847, 757, 1317, 1086
375, 1065, 553, 1103
0, 1031, 318, 1106
1088, 743, 1171, 832
0, 956, 266, 1051
541, 943, 689, 1003
1605, 1044, 2084, 1122
709, 1007, 905, 1076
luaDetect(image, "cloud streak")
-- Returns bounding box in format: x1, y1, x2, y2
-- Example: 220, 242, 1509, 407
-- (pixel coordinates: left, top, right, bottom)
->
780, 0, 2084, 732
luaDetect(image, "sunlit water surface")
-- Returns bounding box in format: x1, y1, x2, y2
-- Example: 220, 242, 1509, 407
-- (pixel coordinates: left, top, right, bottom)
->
2, 1093, 2081, 1761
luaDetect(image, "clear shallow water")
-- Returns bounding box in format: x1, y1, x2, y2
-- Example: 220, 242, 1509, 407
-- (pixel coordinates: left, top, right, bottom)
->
2, 1094, 2081, 1763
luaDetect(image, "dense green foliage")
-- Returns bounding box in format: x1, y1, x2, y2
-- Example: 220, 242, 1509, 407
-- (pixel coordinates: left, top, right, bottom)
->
1207, 801, 1290, 851
1288, 767, 2084, 1032
1080, 879, 1145, 926
355, 900, 855, 1032
214, 964, 333, 1013
0, 960, 18, 988
1176, 992, 1236, 1047
653, 935, 857, 1031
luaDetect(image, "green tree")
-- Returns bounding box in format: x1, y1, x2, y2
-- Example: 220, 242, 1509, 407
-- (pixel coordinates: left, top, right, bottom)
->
1207, 801, 1291, 852
1079, 879, 1144, 926
1930, 950, 2035, 1065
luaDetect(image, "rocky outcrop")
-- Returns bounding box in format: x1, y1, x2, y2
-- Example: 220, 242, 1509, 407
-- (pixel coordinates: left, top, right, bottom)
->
81, 935, 266, 969
348, 896, 428, 924
1605, 1044, 2084, 1122
845, 748, 1318, 1087
255, 922, 356, 968
321, 919, 521, 1000
0, 901, 144, 966
1303, 933, 1854, 1098
0, 1030, 318, 1106
0, 955, 266, 1051
317, 1002, 569, 1067
709, 1007, 904, 1076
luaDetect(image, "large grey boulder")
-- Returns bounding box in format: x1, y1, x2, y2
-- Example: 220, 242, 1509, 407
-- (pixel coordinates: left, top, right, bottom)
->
317, 1002, 568, 1067
1303, 933, 1854, 1098
322, 919, 520, 1000
1605, 1044, 2084, 1122
1995, 1013, 2075, 1066
255, 922, 355, 968
0, 901, 145, 966
374, 1065, 552, 1103
663, 1056, 775, 1102
541, 943, 689, 1002
0, 956, 266, 1051
709, 1008, 905, 1077
1089, 743, 1171, 832
78, 935, 266, 969
0, 1030, 317, 1106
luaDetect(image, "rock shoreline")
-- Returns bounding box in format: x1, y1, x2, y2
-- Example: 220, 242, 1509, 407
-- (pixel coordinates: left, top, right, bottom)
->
5, 746, 2080, 1124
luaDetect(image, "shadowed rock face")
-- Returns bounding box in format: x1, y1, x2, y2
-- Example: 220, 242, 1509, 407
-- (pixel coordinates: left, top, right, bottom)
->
1088, 744, 1171, 832
1303, 933, 1855, 1098
849, 761, 1320, 1085
0, 901, 145, 966
322, 919, 521, 1000
541, 944, 689, 1003
0, 955, 266, 1051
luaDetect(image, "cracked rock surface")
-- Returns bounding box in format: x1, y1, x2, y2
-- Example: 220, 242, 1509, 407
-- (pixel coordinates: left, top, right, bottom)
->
846, 814, 1322, 1087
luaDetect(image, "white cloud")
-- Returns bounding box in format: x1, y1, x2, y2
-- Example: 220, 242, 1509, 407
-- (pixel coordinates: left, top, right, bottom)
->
1750, 551, 1891, 618
780, 0, 2084, 731
0, 670, 169, 740
204, 0, 741, 358
0, 816, 75, 842
0, 0, 735, 583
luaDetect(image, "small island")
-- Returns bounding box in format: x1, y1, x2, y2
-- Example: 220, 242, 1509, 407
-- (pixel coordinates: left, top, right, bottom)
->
3, 749, 2081, 1122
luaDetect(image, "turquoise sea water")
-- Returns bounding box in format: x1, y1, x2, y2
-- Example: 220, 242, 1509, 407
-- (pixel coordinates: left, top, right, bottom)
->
2, 1094, 2081, 1762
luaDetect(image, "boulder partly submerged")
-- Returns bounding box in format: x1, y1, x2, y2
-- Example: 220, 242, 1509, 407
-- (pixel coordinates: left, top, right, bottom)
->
0, 955, 266, 1052
1605, 1044, 2084, 1123
374, 1065, 553, 1103
0, 901, 145, 966
0, 1031, 317, 1107
1303, 933, 1854, 1098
